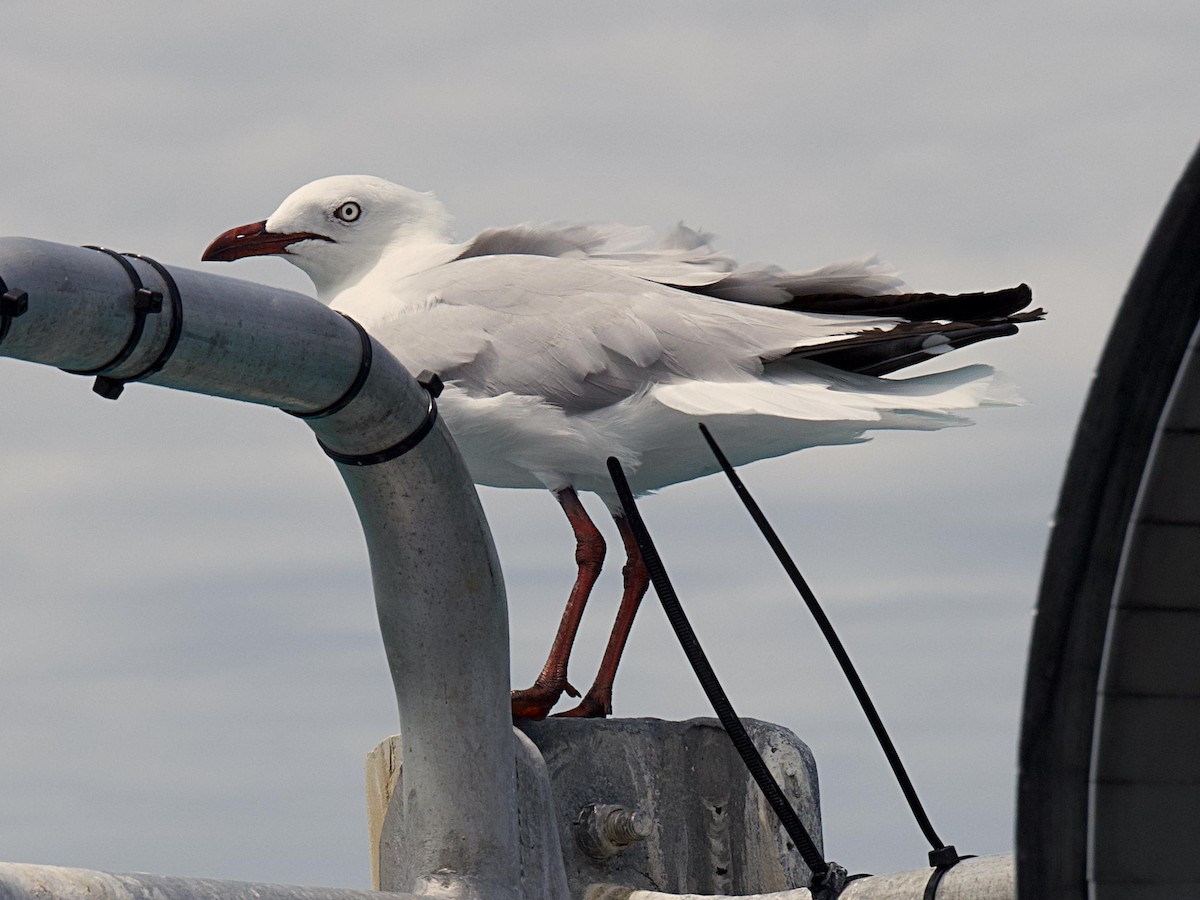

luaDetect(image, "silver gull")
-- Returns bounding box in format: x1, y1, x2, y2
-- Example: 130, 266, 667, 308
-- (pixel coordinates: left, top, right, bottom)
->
203, 174, 1041, 719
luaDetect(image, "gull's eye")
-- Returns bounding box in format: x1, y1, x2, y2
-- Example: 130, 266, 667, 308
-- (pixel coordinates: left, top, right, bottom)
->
334, 201, 362, 223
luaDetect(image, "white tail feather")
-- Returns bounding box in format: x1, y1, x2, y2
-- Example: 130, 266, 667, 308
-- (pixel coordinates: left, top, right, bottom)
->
652, 363, 1012, 423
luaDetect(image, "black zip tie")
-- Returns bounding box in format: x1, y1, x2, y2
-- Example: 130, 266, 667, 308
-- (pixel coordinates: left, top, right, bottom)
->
316, 371, 443, 467
0, 276, 29, 345
923, 851, 976, 900
606, 456, 850, 900
698, 423, 962, 868
286, 313, 373, 419
121, 254, 183, 379
89, 253, 185, 400
61, 246, 163, 398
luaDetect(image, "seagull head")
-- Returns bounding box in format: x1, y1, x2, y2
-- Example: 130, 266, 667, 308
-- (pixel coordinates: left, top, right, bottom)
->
202, 175, 454, 297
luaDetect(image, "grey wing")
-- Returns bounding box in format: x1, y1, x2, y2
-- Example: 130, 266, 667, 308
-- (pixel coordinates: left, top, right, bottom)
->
454, 219, 905, 299
426, 222, 1040, 391
376, 255, 902, 413
454, 220, 738, 287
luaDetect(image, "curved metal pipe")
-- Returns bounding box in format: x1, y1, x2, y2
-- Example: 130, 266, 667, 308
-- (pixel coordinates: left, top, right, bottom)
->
0, 238, 519, 900
0, 862, 404, 900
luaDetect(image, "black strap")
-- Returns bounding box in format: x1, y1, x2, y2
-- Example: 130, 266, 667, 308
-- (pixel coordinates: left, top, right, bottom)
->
606, 456, 851, 898
923, 851, 975, 900
316, 372, 443, 466
0, 275, 29, 345
700, 423, 951, 844
62, 247, 164, 398
117, 253, 184, 381
699, 422, 977, 884
286, 314, 373, 419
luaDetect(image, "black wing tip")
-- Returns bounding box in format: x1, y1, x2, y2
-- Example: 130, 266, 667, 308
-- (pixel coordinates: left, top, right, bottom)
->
1011, 282, 1035, 308
775, 281, 1040, 321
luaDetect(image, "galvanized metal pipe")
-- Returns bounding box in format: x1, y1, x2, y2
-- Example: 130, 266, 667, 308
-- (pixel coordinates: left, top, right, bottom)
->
0, 862, 404, 900
588, 854, 1014, 900
0, 238, 518, 900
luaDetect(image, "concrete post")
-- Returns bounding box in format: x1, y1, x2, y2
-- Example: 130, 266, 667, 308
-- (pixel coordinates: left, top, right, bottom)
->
367, 718, 823, 900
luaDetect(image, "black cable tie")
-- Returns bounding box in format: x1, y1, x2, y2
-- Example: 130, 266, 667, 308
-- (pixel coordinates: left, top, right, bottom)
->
286, 314, 373, 419
811, 862, 850, 900
606, 455, 850, 895
923, 848, 975, 900
93, 254, 185, 400
61, 246, 165, 398
316, 377, 440, 466
0, 275, 29, 345
118, 254, 184, 378
927, 845, 962, 868
698, 422, 955, 855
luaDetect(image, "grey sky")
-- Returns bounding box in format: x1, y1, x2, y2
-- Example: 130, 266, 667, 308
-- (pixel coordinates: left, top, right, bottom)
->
1, 2, 1198, 889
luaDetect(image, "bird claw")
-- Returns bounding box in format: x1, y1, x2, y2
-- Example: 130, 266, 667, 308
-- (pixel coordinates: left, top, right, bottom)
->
552, 691, 611, 719
511, 681, 569, 720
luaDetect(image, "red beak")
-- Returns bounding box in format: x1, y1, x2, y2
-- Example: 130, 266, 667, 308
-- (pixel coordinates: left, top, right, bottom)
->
202, 220, 332, 262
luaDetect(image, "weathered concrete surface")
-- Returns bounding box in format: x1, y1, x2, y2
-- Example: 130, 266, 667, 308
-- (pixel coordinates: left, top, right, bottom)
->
370, 718, 820, 899
520, 718, 820, 899
586, 853, 1013, 899
369, 730, 570, 900
367, 736, 403, 889
511, 729, 574, 900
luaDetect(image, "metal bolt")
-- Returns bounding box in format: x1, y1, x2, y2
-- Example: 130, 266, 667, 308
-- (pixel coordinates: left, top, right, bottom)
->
574, 803, 654, 859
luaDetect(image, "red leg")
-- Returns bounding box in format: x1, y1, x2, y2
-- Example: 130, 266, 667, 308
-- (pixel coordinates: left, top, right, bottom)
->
511, 488, 606, 719
556, 513, 649, 718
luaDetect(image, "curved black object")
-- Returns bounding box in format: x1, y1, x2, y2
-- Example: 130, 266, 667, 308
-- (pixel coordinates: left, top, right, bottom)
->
61, 247, 164, 390
117, 253, 185, 383
606, 456, 847, 897
287, 313, 373, 419
317, 387, 438, 466
698, 422, 959, 864
1017, 141, 1200, 898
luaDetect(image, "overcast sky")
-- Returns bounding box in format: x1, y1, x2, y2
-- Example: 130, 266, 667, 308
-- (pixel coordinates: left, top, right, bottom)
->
1, 2, 1198, 891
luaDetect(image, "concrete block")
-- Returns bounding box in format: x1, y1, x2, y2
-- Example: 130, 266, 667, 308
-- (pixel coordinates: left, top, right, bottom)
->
368, 717, 821, 900
517, 717, 821, 899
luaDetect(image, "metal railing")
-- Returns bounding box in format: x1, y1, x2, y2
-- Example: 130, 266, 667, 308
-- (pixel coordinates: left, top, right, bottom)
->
0, 237, 1021, 900
0, 238, 520, 900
